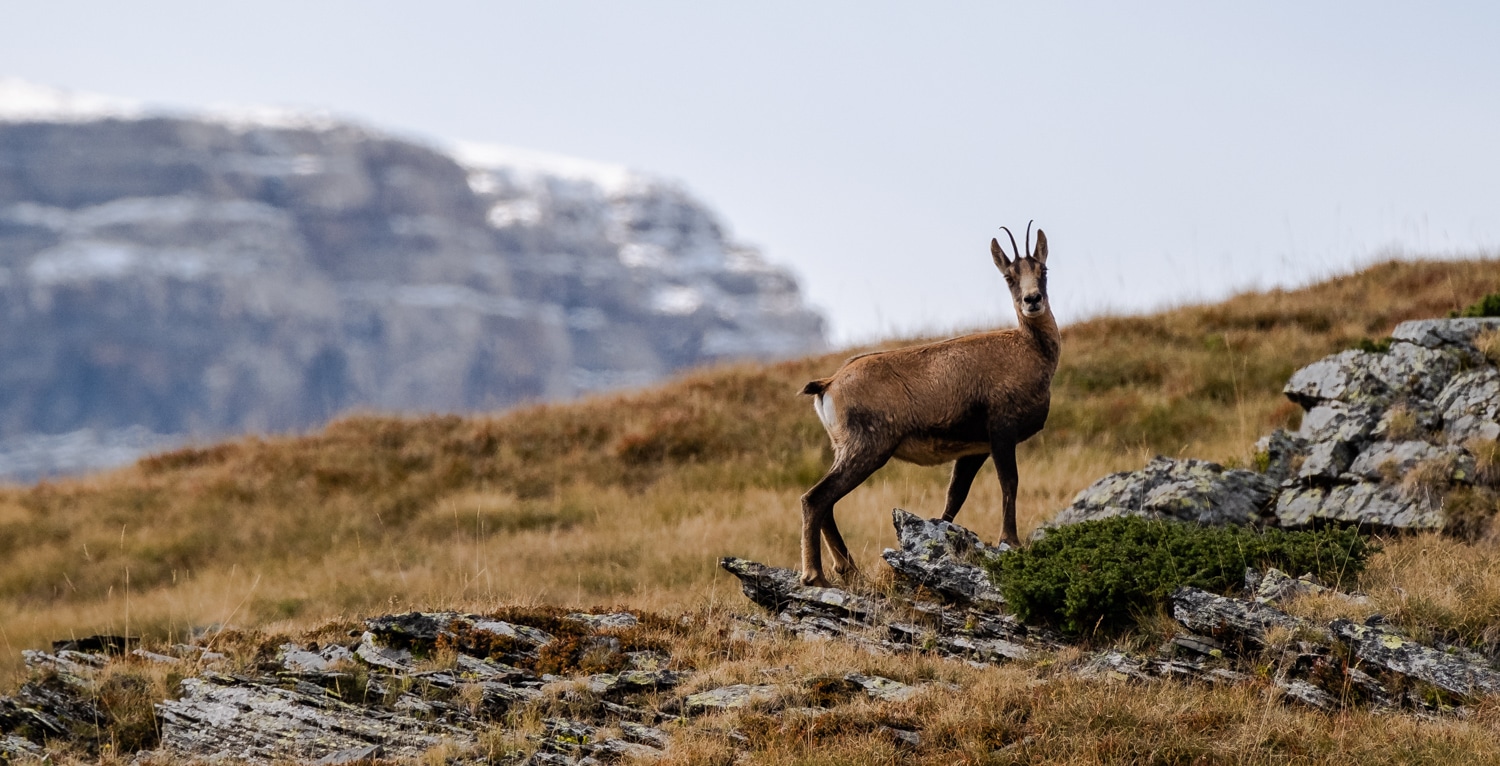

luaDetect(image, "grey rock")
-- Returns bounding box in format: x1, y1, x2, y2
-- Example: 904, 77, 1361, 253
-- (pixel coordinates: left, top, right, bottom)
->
717, 557, 881, 618
1273, 483, 1442, 530
681, 684, 781, 714
156, 676, 461, 763
312, 744, 385, 765
881, 509, 1006, 605
1296, 402, 1382, 446
1278, 679, 1340, 710
889, 507, 1002, 562
1078, 651, 1248, 687
1284, 345, 1465, 408
1376, 342, 1468, 402
1435, 367, 1500, 444
1348, 441, 1475, 484
1331, 620, 1500, 700
1252, 568, 1336, 605
566, 612, 640, 630
363, 611, 555, 656
618, 721, 670, 749
1283, 350, 1395, 407
454, 653, 529, 682
1045, 456, 1277, 529
1171, 586, 1316, 646
879, 726, 922, 748
1296, 439, 1357, 482
842, 673, 919, 702
0, 734, 44, 760
585, 669, 686, 697
279, 642, 354, 673
354, 632, 413, 671
1391, 318, 1500, 354
1253, 429, 1306, 484
474, 681, 543, 716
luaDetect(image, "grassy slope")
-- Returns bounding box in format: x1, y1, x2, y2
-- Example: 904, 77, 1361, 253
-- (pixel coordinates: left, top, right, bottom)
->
2, 257, 1499, 693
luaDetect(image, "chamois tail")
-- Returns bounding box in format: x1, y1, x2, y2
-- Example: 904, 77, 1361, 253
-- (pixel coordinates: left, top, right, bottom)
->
800, 378, 832, 396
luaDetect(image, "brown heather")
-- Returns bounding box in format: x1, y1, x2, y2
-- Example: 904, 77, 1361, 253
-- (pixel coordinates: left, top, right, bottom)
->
5, 257, 1500, 763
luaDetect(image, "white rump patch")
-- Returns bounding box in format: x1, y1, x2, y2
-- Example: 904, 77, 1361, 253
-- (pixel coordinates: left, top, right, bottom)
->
812, 393, 838, 432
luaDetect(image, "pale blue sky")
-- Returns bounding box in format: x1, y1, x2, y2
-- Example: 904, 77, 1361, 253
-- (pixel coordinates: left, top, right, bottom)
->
2, 2, 1497, 345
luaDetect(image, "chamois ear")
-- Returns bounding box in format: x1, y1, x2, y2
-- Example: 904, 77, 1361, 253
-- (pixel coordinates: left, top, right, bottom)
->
991, 238, 1013, 272
1031, 229, 1048, 264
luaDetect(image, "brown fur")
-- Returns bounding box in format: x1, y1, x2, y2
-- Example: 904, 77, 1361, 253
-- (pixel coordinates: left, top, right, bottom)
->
797, 229, 1061, 586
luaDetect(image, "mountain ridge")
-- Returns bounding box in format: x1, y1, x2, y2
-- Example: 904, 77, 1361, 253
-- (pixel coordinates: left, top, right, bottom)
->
0, 79, 826, 479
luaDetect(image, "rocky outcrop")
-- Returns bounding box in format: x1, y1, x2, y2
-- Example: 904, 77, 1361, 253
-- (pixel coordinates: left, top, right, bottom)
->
1049, 317, 1500, 534
0, 610, 681, 764
718, 512, 1500, 715
0, 83, 826, 480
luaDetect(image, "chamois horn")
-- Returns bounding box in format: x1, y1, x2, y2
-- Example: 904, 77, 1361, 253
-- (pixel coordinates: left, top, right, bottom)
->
1024, 219, 1034, 259
997, 226, 1023, 263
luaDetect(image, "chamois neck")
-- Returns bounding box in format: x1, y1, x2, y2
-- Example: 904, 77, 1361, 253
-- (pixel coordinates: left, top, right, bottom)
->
1019, 310, 1061, 364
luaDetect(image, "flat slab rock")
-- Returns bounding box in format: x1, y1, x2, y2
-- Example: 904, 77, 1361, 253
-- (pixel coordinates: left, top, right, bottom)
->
1331, 620, 1500, 700
156, 675, 467, 763
1044, 456, 1277, 530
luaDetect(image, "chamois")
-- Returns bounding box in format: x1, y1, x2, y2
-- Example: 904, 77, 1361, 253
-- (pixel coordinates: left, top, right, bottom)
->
797, 224, 1060, 587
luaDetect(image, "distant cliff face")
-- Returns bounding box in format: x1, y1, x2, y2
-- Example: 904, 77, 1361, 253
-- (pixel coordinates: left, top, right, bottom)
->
0, 94, 824, 473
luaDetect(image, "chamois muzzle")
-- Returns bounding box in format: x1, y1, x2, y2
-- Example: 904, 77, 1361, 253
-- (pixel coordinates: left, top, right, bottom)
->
1022, 292, 1045, 317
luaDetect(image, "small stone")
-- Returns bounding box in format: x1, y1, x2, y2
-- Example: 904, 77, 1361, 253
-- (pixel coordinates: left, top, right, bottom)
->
586, 669, 686, 697
843, 673, 919, 702
566, 612, 640, 630
681, 684, 781, 714
280, 642, 354, 673
354, 632, 412, 671
879, 725, 922, 748
619, 721, 670, 749
1252, 568, 1329, 604
313, 744, 384, 765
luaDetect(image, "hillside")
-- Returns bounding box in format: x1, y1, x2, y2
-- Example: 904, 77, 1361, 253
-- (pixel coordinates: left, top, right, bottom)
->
0, 80, 825, 480
4, 257, 1500, 763
0, 256, 1493, 667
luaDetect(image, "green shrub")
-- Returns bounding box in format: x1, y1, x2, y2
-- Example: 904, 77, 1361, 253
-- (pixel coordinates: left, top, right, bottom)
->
988, 516, 1376, 635
1451, 292, 1500, 318
1354, 337, 1392, 354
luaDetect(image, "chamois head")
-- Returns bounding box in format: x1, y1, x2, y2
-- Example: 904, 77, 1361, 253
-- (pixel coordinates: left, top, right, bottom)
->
990, 222, 1050, 319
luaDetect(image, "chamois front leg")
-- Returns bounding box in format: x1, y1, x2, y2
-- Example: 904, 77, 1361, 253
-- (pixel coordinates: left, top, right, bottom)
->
941, 454, 988, 523
990, 439, 1021, 547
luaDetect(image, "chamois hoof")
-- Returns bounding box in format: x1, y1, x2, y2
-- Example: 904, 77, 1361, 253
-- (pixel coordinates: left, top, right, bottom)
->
801, 571, 832, 588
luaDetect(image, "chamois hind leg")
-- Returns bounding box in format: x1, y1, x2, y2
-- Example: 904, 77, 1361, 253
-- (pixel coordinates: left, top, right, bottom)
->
941, 454, 989, 523
800, 449, 892, 587
990, 439, 1021, 547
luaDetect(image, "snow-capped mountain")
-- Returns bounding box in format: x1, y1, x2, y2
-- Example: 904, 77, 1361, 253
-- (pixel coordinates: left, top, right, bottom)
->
0, 79, 826, 479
